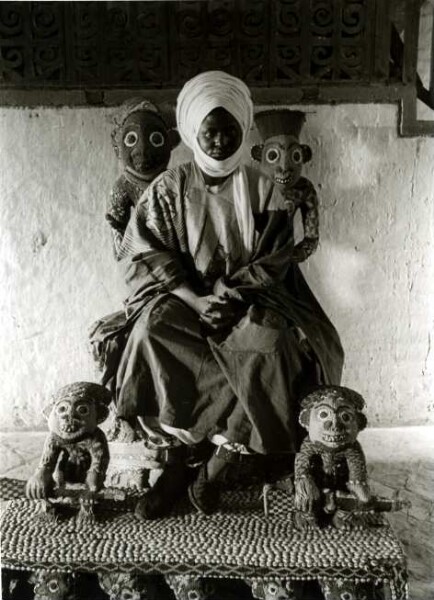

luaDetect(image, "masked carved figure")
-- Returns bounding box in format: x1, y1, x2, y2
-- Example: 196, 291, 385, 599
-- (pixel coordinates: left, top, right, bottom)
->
251, 110, 318, 263
108, 98, 180, 258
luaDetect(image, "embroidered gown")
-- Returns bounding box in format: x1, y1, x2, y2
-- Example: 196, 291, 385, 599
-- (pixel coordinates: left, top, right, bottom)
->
91, 162, 344, 454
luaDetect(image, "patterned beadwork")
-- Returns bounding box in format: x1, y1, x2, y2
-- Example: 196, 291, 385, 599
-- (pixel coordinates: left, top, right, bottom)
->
1, 486, 407, 599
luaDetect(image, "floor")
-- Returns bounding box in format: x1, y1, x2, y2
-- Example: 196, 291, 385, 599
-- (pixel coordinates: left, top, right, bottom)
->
1, 426, 433, 599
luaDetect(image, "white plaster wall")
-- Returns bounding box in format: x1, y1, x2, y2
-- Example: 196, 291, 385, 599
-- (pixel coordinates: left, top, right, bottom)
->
1, 103, 433, 430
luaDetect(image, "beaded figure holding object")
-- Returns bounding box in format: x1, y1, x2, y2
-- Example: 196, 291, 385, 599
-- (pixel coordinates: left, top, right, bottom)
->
107, 98, 180, 258
25, 382, 111, 516
294, 385, 371, 528
251, 109, 318, 263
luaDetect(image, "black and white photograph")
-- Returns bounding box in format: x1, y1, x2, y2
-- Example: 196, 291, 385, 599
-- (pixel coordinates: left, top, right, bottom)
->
0, 1, 433, 599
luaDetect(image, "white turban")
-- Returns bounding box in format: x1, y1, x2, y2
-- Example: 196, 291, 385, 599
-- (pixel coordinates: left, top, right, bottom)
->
176, 71, 255, 261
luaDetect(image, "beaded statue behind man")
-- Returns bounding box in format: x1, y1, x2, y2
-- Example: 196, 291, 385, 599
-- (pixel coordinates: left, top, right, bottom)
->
251, 109, 319, 263
107, 98, 180, 258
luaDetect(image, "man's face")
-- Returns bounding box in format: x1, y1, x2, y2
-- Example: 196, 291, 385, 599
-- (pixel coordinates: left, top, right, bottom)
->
197, 107, 243, 160
119, 111, 172, 180
260, 134, 304, 188
308, 397, 360, 449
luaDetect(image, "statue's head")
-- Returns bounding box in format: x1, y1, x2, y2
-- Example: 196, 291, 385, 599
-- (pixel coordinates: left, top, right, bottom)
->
43, 382, 111, 441
112, 98, 180, 182
98, 572, 148, 600
251, 110, 312, 188
30, 571, 77, 600
250, 578, 296, 600
299, 386, 367, 449
320, 578, 365, 600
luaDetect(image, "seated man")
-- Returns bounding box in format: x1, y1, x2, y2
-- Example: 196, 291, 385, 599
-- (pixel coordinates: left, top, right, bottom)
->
98, 71, 344, 519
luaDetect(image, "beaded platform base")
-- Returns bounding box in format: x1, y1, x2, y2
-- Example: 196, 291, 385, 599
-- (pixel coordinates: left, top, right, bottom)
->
1, 482, 408, 598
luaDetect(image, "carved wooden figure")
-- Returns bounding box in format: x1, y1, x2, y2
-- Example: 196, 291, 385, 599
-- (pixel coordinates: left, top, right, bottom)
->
319, 578, 386, 600
98, 572, 162, 600
29, 571, 79, 600
164, 574, 215, 600
294, 386, 371, 529
249, 577, 296, 600
108, 98, 180, 258
251, 110, 319, 263
25, 382, 111, 520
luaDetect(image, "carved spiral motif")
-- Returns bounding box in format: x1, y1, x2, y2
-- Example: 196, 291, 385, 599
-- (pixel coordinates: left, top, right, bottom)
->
277, 6, 301, 36
177, 7, 203, 39
278, 45, 301, 64
208, 7, 233, 38
0, 4, 23, 36
1, 47, 24, 80
106, 6, 130, 39
208, 46, 232, 68
240, 4, 266, 37
312, 45, 333, 66
33, 46, 62, 79
136, 7, 162, 37
0, 0, 382, 89
74, 45, 98, 73
342, 2, 366, 35
74, 4, 99, 41
311, 2, 334, 35
342, 46, 362, 65
31, 4, 60, 39
138, 45, 160, 67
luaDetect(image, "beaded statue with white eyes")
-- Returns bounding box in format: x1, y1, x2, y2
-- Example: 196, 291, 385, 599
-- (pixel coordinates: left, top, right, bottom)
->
294, 386, 372, 529
108, 99, 180, 258
249, 577, 296, 600
98, 572, 164, 600
319, 578, 386, 600
25, 382, 111, 501
251, 110, 319, 263
29, 571, 79, 600
164, 575, 215, 600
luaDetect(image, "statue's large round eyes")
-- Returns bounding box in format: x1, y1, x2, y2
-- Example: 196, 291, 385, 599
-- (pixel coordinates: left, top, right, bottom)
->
267, 583, 278, 595
76, 403, 90, 416
341, 593, 354, 600
265, 148, 280, 163
48, 579, 60, 593
149, 131, 165, 147
124, 131, 138, 147
339, 411, 353, 424
55, 402, 70, 415
121, 590, 135, 600
291, 147, 303, 164
188, 591, 200, 600
318, 408, 331, 421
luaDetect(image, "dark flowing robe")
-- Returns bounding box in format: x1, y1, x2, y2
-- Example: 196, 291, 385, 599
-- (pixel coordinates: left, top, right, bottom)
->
90, 163, 344, 454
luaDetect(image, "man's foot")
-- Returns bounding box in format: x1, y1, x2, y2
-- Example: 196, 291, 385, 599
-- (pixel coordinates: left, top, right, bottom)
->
188, 465, 220, 515
134, 464, 191, 520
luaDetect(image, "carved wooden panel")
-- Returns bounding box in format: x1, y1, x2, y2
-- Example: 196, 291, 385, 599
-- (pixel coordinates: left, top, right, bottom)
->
0, 0, 397, 89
